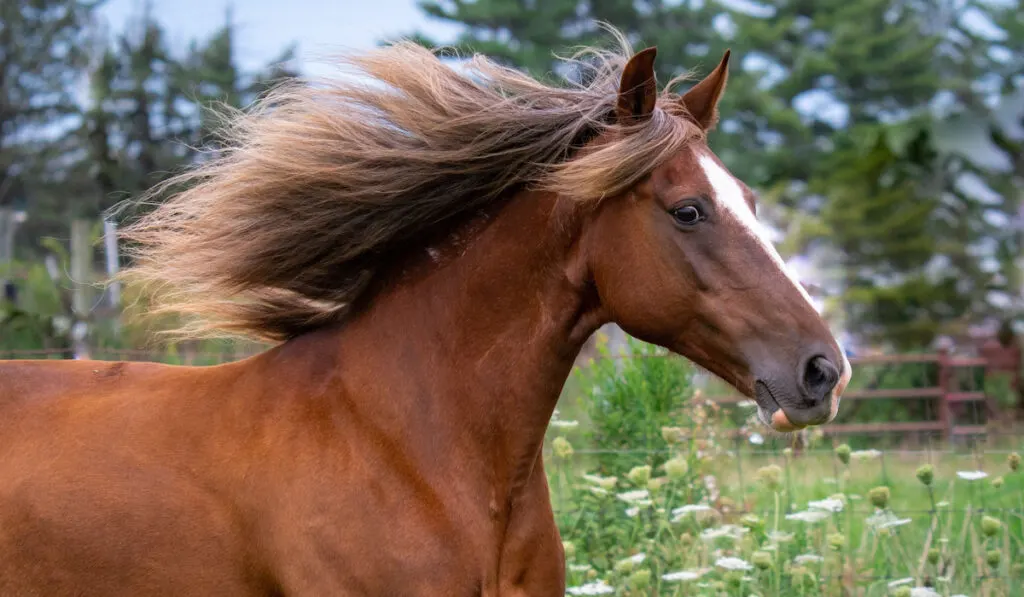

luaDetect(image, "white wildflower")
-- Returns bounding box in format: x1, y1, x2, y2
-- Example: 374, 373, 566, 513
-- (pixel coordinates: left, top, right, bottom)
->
794, 554, 824, 564
582, 474, 618, 490
879, 518, 912, 529
910, 588, 941, 597
589, 487, 609, 497
785, 510, 830, 523
566, 580, 615, 595
672, 504, 712, 516
550, 420, 579, 429
625, 506, 640, 517
888, 578, 914, 588
956, 470, 988, 481
866, 510, 912, 529
850, 449, 882, 460
749, 432, 765, 445
701, 524, 748, 541
738, 399, 757, 409
808, 497, 844, 513
622, 553, 646, 565
568, 564, 592, 572
661, 569, 704, 582
616, 489, 650, 504
767, 531, 795, 543
715, 556, 754, 571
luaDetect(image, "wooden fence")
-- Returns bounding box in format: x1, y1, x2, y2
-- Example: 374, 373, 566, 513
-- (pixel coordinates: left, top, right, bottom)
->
707, 350, 997, 439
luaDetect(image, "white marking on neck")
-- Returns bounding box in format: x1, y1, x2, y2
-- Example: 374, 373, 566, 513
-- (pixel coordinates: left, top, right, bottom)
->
696, 151, 817, 310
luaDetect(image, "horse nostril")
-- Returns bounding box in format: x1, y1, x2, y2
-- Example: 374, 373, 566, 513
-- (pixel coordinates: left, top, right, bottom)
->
801, 355, 839, 403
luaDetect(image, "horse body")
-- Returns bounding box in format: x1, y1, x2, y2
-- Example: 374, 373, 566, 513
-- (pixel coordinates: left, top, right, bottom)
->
0, 193, 577, 596
0, 33, 852, 595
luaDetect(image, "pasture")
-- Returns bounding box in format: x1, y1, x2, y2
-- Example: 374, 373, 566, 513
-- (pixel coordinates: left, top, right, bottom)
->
549, 337, 1023, 597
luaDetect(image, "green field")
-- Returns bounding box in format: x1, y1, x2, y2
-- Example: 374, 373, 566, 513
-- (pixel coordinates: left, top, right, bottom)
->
546, 338, 1023, 596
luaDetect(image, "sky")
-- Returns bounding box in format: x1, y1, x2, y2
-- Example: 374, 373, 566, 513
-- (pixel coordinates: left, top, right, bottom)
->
98, 0, 462, 76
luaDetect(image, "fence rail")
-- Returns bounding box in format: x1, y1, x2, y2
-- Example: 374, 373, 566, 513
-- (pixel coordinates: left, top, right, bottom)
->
707, 349, 1010, 439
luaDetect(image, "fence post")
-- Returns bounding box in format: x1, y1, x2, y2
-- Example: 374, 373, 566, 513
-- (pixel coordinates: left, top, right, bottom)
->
938, 347, 951, 440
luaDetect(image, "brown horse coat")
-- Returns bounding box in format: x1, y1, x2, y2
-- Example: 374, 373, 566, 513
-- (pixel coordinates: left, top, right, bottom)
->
0, 34, 848, 596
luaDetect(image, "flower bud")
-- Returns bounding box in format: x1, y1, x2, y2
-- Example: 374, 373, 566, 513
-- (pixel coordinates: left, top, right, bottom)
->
981, 515, 1001, 537
629, 569, 650, 589
757, 464, 783, 491
627, 465, 651, 487
987, 549, 1002, 568
915, 464, 933, 486
753, 551, 773, 570
868, 486, 890, 509
552, 436, 573, 459
664, 457, 689, 481
835, 444, 851, 465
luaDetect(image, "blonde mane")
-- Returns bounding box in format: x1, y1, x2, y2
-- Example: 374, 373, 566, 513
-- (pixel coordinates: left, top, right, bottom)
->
118, 28, 704, 342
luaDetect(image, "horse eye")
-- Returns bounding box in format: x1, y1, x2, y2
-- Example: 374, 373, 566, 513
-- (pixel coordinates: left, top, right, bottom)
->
670, 205, 704, 226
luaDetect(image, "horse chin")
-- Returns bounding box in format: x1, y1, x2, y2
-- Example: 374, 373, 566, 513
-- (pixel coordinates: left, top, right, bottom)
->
754, 384, 806, 433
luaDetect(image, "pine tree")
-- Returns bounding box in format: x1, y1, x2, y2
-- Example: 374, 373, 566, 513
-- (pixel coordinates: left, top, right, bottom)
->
410, 0, 1020, 348
0, 0, 97, 268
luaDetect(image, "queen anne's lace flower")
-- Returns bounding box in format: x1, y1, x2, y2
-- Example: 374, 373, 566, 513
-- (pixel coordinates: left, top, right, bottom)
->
715, 557, 753, 571
956, 470, 988, 481
616, 489, 650, 504
661, 569, 704, 582
550, 419, 579, 429
808, 497, 844, 512
867, 510, 913, 529
700, 525, 748, 541
851, 449, 882, 460
786, 510, 830, 523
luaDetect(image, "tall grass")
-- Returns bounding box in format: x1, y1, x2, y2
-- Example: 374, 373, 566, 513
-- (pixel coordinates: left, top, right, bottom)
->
547, 337, 1024, 596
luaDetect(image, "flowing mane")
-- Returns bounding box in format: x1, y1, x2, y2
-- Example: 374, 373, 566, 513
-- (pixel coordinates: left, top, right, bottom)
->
118, 29, 704, 342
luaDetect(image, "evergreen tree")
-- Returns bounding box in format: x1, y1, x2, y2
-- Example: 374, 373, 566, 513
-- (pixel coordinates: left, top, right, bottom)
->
410, 0, 1021, 348
0, 0, 97, 267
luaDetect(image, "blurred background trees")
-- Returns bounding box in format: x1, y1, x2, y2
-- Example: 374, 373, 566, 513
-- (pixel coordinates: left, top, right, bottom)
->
413, 0, 1023, 351
0, 0, 1021, 354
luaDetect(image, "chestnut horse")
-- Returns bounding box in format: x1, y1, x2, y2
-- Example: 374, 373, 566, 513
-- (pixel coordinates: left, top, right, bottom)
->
0, 33, 850, 596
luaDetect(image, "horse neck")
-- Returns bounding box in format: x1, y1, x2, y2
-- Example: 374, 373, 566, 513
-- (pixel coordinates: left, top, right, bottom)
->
328, 190, 600, 496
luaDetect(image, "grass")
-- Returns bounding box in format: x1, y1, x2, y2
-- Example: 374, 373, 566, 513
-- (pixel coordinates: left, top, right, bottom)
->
545, 432, 1024, 597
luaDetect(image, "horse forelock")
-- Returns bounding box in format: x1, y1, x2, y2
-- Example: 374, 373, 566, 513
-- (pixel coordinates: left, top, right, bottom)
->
117, 27, 704, 343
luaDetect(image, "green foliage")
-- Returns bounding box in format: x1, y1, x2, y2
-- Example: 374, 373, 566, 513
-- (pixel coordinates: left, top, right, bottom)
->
572, 335, 696, 475
547, 433, 1024, 596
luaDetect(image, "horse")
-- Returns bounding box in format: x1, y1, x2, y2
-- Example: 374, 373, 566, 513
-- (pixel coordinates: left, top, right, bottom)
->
0, 31, 850, 596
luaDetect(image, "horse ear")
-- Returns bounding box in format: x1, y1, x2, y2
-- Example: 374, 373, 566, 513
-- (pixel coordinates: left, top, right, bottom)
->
616, 47, 658, 125
681, 50, 730, 131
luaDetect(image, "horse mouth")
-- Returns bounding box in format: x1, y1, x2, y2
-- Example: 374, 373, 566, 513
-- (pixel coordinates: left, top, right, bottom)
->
754, 381, 805, 432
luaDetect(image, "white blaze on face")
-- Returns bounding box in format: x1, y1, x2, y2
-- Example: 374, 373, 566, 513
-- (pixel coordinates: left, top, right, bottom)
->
696, 151, 817, 310
697, 150, 852, 411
